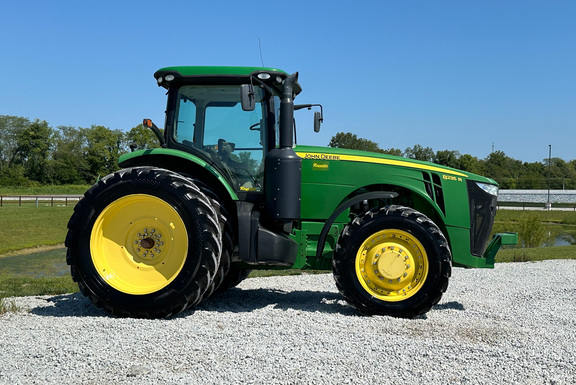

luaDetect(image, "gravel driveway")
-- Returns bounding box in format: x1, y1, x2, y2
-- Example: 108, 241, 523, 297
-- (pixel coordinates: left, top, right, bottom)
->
1, 260, 575, 384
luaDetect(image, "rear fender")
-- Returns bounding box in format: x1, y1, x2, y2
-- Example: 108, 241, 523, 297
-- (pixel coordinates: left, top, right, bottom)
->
118, 148, 238, 202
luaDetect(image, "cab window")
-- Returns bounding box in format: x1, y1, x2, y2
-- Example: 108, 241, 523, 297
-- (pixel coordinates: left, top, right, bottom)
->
174, 85, 267, 192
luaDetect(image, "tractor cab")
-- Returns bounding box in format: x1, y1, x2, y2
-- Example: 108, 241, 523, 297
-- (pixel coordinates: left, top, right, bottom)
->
154, 67, 298, 194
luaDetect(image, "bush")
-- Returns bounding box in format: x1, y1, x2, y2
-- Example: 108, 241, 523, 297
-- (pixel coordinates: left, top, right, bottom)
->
0, 165, 38, 187
516, 213, 547, 248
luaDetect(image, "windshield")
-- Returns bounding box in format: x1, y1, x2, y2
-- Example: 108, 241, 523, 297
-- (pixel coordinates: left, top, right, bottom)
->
174, 85, 268, 192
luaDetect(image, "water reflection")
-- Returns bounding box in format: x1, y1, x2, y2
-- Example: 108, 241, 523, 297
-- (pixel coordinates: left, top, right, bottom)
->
545, 225, 576, 246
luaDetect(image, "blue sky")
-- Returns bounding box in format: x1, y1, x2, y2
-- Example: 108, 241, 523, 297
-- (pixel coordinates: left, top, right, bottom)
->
1, 0, 575, 163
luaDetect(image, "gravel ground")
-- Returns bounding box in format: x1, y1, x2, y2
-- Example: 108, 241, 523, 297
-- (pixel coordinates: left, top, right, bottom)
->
1, 260, 576, 385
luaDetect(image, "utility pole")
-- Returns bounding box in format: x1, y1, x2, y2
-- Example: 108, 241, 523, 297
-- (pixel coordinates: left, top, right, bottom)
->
546, 144, 552, 210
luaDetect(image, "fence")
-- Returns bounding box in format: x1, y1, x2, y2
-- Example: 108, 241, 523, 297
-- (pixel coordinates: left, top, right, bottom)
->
498, 189, 576, 211
0, 195, 82, 207
497, 202, 576, 211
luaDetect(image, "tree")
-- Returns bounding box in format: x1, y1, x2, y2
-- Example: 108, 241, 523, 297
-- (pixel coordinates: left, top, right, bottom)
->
11, 119, 53, 182
483, 151, 521, 188
516, 162, 546, 189
82, 125, 125, 181
328, 132, 384, 153
125, 124, 163, 150
434, 150, 460, 169
457, 154, 483, 175
0, 115, 31, 173
50, 126, 90, 184
382, 148, 403, 156
404, 144, 434, 162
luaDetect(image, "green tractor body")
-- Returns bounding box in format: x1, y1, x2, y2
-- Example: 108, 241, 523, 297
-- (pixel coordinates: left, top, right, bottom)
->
66, 66, 517, 319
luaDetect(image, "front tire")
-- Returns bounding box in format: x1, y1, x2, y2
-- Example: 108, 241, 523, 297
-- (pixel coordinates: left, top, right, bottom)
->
65, 167, 221, 318
333, 205, 451, 318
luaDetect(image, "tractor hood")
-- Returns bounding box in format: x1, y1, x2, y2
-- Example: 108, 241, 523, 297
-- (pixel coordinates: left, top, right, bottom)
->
294, 145, 498, 186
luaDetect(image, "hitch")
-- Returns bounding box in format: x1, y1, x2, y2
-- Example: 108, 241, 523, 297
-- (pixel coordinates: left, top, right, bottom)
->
483, 232, 518, 267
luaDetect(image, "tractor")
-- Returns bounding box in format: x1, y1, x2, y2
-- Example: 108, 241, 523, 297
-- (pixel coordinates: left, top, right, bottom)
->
65, 66, 517, 318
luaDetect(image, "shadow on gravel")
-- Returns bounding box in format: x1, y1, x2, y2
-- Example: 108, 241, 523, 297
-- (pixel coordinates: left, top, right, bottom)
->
193, 288, 360, 316
433, 301, 465, 311
29, 293, 107, 318
29, 289, 465, 319
28, 288, 360, 318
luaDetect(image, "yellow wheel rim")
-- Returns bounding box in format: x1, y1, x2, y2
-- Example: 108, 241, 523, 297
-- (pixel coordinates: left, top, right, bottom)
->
355, 229, 429, 301
90, 194, 188, 295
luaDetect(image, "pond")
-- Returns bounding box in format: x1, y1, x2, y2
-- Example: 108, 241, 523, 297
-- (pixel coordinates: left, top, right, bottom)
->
546, 225, 576, 246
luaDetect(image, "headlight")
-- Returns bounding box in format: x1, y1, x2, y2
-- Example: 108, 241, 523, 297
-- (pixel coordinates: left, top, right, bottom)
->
475, 182, 498, 196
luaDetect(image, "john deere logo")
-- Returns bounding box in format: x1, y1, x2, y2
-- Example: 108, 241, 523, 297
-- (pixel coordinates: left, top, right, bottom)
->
300, 153, 341, 161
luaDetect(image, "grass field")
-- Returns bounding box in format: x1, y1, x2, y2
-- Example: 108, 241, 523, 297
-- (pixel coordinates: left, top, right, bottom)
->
0, 206, 74, 255
495, 209, 576, 225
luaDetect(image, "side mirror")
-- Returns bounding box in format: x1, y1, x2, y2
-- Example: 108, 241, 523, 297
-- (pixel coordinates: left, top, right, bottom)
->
314, 111, 322, 133
295, 103, 323, 133
240, 84, 256, 111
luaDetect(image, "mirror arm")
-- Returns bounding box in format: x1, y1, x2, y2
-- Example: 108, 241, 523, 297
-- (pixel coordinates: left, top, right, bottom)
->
143, 119, 167, 147
294, 104, 323, 133
294, 104, 323, 120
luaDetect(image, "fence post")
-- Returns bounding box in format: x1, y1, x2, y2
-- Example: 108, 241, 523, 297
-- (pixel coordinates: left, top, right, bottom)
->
19, 196, 21, 206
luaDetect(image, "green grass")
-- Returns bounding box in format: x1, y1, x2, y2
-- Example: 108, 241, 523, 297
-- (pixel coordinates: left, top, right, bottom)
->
496, 209, 576, 225
0, 206, 73, 255
0, 275, 78, 298
495, 245, 576, 263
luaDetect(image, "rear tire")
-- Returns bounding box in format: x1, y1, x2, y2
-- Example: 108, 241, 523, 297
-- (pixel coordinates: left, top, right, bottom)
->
191, 179, 234, 303
333, 205, 451, 318
65, 167, 221, 318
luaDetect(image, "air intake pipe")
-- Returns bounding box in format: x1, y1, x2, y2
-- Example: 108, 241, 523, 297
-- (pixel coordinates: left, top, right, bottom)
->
264, 72, 302, 223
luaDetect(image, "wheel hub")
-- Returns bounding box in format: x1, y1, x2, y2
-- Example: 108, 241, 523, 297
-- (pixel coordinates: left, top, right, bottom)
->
377, 248, 407, 280
355, 229, 429, 301
132, 228, 164, 260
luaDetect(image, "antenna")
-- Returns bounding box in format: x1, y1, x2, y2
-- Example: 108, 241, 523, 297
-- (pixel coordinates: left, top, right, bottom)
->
258, 38, 264, 67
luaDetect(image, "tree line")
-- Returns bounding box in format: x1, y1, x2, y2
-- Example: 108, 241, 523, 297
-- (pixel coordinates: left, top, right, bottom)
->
0, 115, 158, 186
1, 115, 574, 189
329, 132, 576, 189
